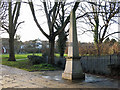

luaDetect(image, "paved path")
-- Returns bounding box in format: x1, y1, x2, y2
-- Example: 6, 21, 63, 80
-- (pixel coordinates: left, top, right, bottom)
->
0, 64, 94, 89
0, 64, 120, 89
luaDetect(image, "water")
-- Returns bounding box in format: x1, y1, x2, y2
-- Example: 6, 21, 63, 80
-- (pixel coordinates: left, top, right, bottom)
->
41, 71, 120, 88
85, 74, 108, 83
42, 75, 62, 81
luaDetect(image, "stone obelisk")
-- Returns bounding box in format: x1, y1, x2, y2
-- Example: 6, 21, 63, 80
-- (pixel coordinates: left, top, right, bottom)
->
62, 10, 85, 80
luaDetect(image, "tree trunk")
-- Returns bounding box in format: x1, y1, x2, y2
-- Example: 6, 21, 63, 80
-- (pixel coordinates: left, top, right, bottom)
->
61, 52, 64, 57
97, 44, 100, 56
48, 39, 55, 65
58, 31, 67, 57
8, 36, 16, 61
96, 42, 101, 56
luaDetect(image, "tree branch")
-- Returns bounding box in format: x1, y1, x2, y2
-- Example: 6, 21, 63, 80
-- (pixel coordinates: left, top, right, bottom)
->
14, 21, 24, 35
104, 32, 120, 40
1, 25, 9, 33
51, 2, 60, 30
54, 1, 80, 36
13, 2, 21, 33
43, 1, 51, 30
28, 1, 49, 39
12, 2, 17, 21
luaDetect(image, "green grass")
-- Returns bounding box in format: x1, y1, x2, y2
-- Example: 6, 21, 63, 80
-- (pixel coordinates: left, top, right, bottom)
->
2, 53, 42, 60
1, 53, 60, 71
2, 53, 67, 59
55, 53, 67, 57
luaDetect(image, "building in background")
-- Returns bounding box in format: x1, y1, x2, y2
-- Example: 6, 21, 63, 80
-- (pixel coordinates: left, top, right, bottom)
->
0, 38, 23, 54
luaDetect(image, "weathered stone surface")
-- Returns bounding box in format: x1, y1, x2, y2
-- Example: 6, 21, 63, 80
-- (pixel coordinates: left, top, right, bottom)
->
67, 10, 79, 58
62, 58, 84, 80
62, 10, 84, 80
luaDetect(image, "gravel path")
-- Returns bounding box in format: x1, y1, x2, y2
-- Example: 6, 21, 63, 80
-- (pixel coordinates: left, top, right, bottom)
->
0, 64, 119, 89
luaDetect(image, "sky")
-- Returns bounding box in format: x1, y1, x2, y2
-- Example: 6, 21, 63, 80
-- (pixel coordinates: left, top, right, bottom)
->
0, 1, 119, 42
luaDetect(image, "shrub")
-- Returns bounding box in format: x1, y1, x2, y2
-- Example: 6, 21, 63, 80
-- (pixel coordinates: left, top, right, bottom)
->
42, 51, 49, 58
108, 64, 120, 76
27, 55, 45, 65
57, 60, 62, 67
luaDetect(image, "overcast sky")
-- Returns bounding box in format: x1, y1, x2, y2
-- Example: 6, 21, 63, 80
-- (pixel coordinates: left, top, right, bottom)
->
0, 1, 119, 42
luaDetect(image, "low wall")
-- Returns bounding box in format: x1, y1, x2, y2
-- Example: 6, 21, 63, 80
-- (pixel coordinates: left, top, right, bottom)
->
52, 54, 120, 75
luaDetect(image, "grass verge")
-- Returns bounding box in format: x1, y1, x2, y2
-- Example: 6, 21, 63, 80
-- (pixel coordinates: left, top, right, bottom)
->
1, 54, 61, 72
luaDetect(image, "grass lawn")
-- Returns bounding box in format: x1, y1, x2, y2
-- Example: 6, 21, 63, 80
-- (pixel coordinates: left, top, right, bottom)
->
55, 53, 67, 57
1, 53, 61, 72
2, 53, 67, 59
2, 53, 42, 59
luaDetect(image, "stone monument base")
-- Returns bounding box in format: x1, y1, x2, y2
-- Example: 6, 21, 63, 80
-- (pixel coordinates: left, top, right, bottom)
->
62, 72, 85, 80
62, 57, 85, 80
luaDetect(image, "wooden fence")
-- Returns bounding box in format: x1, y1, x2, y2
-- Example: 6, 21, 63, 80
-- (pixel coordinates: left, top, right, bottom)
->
53, 54, 120, 75
80, 55, 120, 75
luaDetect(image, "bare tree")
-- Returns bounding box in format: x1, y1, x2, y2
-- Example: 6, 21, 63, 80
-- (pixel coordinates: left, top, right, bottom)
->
56, 1, 68, 57
28, 0, 80, 64
0, 1, 8, 33
78, 1, 120, 55
1, 1, 23, 61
